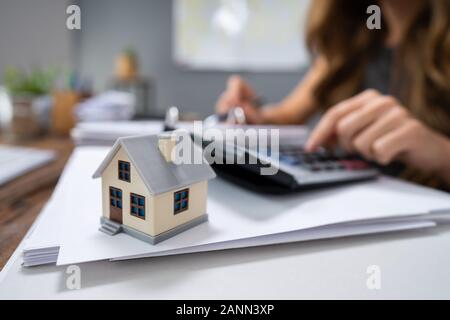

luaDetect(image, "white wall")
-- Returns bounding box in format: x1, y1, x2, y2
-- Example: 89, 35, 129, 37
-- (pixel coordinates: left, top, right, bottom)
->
0, 0, 74, 81
75, 0, 307, 117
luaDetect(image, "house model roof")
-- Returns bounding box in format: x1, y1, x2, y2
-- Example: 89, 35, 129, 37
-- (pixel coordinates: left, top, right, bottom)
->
92, 134, 216, 195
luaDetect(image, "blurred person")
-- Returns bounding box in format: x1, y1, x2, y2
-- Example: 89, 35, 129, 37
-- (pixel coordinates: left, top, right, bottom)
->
215, 0, 450, 189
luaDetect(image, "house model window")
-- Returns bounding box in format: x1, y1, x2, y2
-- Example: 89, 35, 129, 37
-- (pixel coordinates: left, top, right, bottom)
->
118, 160, 130, 182
130, 193, 145, 219
174, 189, 189, 214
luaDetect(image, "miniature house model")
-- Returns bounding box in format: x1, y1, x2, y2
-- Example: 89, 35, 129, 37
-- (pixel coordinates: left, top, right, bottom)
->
92, 132, 216, 244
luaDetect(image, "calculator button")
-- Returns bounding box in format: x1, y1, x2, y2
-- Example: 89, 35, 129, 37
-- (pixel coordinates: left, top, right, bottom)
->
304, 164, 321, 171
323, 162, 337, 170
333, 163, 345, 170
280, 155, 298, 165
340, 160, 369, 170
350, 160, 369, 169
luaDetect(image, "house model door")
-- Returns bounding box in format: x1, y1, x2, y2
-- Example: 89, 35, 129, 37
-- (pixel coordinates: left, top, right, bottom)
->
109, 187, 123, 224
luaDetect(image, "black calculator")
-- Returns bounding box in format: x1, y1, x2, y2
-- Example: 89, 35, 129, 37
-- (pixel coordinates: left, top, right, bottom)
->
209, 143, 379, 194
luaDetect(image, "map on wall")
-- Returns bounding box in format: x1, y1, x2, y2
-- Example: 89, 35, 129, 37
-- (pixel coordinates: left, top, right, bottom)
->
173, 0, 310, 71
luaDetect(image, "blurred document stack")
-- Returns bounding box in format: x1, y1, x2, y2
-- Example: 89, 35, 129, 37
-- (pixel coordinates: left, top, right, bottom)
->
71, 120, 163, 146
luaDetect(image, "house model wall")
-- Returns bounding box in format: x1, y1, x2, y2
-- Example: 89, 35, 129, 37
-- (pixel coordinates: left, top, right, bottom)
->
92, 133, 216, 244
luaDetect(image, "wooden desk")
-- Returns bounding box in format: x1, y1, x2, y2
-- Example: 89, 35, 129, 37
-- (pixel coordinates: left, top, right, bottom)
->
0, 136, 74, 270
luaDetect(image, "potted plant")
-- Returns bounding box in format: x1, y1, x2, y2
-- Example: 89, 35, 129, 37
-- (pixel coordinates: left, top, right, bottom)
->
1, 67, 57, 141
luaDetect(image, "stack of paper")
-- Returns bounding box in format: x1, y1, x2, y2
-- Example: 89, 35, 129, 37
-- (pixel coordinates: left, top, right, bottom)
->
71, 120, 164, 146
21, 146, 450, 267
71, 120, 311, 147
75, 91, 136, 122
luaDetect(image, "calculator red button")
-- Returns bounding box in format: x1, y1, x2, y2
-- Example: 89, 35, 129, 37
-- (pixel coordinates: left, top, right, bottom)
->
340, 160, 369, 170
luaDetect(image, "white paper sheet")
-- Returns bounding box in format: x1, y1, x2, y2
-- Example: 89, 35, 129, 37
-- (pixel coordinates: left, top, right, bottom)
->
112, 220, 436, 261
55, 147, 450, 266
22, 151, 84, 251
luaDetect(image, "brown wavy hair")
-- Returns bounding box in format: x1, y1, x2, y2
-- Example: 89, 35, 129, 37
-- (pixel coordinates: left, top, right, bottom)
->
306, 0, 450, 136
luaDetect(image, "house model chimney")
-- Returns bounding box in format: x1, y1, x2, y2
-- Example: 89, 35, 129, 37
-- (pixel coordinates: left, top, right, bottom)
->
158, 132, 177, 163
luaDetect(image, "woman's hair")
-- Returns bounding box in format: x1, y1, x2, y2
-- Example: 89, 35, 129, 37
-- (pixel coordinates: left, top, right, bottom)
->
306, 0, 450, 135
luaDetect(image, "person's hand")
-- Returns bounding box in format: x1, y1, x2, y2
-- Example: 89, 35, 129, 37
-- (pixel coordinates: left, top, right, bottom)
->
305, 89, 450, 179
215, 75, 265, 124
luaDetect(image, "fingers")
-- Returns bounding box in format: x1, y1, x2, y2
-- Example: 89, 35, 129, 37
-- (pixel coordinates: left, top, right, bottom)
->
227, 76, 243, 102
304, 87, 440, 170
352, 106, 409, 159
371, 119, 419, 165
216, 75, 255, 115
239, 100, 264, 124
228, 75, 255, 100
216, 91, 238, 114
305, 89, 380, 151
335, 95, 398, 152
